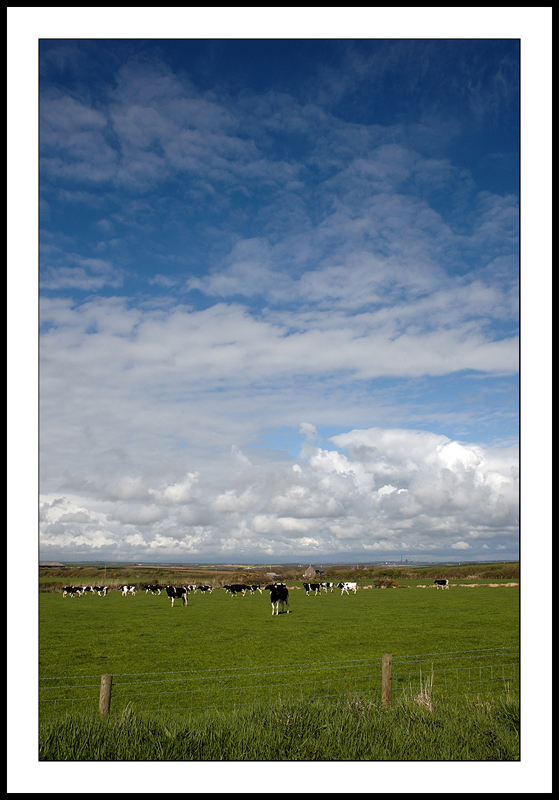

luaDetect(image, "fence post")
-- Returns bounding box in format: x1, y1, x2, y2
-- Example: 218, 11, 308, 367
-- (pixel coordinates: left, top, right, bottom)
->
99, 674, 113, 717
382, 654, 392, 708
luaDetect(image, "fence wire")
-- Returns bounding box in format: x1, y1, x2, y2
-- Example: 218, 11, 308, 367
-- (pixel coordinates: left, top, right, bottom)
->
40, 646, 519, 718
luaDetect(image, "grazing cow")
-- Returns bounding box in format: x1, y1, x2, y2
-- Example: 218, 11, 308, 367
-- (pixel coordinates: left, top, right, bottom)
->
93, 585, 109, 596
165, 586, 188, 607
198, 585, 213, 593
62, 586, 81, 597
119, 585, 136, 596
337, 581, 357, 595
303, 582, 322, 596
321, 582, 334, 592
265, 583, 290, 615
144, 584, 162, 595
226, 583, 249, 597
248, 584, 262, 594
434, 579, 449, 590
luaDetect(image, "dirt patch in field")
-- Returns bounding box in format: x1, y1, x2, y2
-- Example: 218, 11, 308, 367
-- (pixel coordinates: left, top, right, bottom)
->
416, 583, 518, 588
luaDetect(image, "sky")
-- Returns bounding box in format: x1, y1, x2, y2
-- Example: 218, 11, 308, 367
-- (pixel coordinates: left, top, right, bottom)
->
35, 36, 523, 564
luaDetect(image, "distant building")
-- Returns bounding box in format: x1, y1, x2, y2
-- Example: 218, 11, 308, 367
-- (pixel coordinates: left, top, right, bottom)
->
39, 561, 65, 568
303, 565, 326, 578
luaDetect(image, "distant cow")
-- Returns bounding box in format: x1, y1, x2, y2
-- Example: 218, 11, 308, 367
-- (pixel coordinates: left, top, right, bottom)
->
321, 582, 334, 592
225, 584, 249, 597
434, 579, 449, 590
248, 584, 262, 594
303, 582, 322, 596
62, 586, 81, 597
265, 584, 290, 615
337, 581, 357, 595
91, 585, 109, 596
198, 585, 213, 593
165, 586, 188, 607
144, 584, 162, 595
119, 585, 136, 596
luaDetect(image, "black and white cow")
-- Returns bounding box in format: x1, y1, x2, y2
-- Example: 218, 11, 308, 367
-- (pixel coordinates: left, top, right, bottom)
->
337, 581, 357, 595
265, 583, 290, 615
225, 584, 249, 597
144, 584, 162, 595
434, 579, 450, 590
93, 585, 109, 596
302, 582, 322, 596
248, 584, 262, 594
165, 586, 188, 607
119, 585, 136, 596
62, 585, 81, 597
321, 582, 334, 592
198, 585, 213, 593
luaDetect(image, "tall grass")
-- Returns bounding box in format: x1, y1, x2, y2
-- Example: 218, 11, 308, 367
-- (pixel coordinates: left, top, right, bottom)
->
39, 693, 519, 761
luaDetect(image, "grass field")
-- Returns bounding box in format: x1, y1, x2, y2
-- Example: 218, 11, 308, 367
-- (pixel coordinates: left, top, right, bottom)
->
39, 578, 519, 760
40, 581, 518, 704
40, 581, 518, 674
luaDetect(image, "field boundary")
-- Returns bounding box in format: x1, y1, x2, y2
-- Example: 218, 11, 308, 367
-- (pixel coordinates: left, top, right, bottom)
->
40, 646, 519, 718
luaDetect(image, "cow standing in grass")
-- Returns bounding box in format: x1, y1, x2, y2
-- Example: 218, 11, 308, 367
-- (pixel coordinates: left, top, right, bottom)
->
265, 583, 289, 615
165, 586, 188, 607
337, 582, 357, 595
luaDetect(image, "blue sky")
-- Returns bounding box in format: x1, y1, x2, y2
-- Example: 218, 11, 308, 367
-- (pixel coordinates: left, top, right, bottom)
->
35, 36, 523, 564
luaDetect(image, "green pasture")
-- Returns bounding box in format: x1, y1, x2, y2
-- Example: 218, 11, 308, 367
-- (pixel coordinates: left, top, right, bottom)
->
40, 583, 519, 673
40, 582, 518, 714
40, 583, 519, 676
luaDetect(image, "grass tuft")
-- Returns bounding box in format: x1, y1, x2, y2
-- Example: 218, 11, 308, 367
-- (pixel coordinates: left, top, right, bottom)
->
39, 694, 519, 761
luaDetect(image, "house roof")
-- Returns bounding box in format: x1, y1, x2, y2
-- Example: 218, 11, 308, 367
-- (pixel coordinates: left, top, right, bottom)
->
303, 565, 326, 575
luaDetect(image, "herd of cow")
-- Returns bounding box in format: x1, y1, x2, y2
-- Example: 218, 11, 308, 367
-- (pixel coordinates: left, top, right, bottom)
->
61, 579, 450, 612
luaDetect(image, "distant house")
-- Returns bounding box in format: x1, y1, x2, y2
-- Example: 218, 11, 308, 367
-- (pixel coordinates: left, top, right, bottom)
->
303, 565, 326, 578
39, 561, 65, 568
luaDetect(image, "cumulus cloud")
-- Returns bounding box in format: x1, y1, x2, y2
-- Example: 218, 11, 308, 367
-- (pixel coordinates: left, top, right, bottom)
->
39, 423, 518, 562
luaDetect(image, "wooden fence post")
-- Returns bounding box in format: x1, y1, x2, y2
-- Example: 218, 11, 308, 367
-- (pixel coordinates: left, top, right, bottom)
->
382, 654, 392, 708
99, 674, 113, 717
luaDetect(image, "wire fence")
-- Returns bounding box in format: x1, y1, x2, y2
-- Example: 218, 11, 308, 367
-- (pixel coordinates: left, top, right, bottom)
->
39, 645, 519, 719
391, 647, 519, 705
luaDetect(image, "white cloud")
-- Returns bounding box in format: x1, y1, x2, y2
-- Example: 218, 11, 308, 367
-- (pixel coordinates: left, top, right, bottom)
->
39, 422, 518, 562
